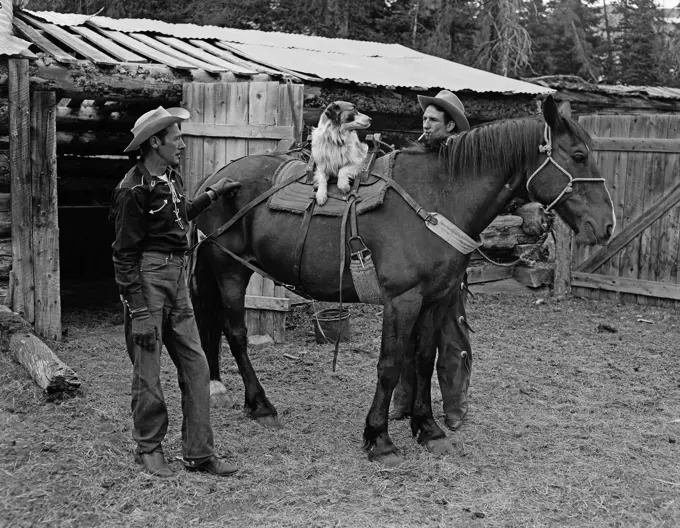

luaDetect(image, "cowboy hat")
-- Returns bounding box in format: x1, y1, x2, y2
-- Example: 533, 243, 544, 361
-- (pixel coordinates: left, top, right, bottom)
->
123, 106, 190, 153
417, 90, 470, 132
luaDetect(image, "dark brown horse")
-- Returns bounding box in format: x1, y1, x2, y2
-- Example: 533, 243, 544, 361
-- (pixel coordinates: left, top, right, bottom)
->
189, 96, 615, 465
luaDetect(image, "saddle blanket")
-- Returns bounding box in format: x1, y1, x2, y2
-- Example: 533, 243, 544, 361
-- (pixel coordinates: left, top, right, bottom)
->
267, 155, 393, 217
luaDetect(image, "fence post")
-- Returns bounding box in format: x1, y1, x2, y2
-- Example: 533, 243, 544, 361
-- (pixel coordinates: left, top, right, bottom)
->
31, 91, 61, 340
8, 58, 33, 321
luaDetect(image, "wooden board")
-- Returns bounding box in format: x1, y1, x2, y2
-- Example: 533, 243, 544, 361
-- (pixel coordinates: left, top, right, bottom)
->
188, 40, 260, 75
12, 18, 78, 64
25, 18, 118, 65
128, 34, 224, 72
71, 26, 147, 63
572, 272, 680, 301
98, 29, 196, 69
182, 123, 295, 140
8, 59, 34, 323
591, 137, 680, 153
156, 36, 247, 71
30, 92, 61, 341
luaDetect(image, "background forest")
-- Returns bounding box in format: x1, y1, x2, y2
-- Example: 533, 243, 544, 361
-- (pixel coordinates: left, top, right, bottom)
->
22, 0, 680, 87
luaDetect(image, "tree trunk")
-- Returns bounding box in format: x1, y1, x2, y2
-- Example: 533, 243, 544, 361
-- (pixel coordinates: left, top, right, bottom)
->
0, 305, 80, 397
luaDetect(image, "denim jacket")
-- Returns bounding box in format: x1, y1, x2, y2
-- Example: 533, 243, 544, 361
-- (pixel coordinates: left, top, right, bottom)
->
110, 162, 212, 311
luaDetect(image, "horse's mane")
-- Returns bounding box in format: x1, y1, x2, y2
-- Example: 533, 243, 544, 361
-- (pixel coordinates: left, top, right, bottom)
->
402, 114, 593, 180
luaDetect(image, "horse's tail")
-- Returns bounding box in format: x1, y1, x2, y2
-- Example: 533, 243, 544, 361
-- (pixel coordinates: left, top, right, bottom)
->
188, 223, 224, 380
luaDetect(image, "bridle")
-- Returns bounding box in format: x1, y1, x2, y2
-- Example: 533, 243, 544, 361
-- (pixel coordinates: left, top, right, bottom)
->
525, 123, 605, 212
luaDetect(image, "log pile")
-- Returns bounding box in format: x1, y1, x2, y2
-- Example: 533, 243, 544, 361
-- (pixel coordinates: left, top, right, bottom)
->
470, 202, 555, 289
0, 305, 80, 398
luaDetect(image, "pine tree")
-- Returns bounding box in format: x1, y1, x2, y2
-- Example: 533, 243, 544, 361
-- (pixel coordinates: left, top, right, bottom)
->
613, 0, 664, 85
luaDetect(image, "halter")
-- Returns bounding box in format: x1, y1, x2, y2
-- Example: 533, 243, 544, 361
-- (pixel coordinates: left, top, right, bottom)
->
525, 123, 605, 212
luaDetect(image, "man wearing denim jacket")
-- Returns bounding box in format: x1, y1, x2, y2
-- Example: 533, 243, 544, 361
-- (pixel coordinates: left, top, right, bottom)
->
110, 106, 240, 478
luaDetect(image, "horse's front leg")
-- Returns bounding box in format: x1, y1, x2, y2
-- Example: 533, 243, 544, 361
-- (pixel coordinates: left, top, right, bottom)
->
410, 296, 454, 456
209, 253, 281, 428
364, 289, 422, 466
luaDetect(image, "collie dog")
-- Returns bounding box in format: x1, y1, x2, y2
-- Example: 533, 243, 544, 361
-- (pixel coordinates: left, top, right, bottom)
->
311, 101, 372, 206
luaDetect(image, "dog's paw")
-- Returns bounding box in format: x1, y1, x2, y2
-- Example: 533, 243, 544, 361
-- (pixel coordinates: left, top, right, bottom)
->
337, 179, 352, 194
316, 190, 328, 206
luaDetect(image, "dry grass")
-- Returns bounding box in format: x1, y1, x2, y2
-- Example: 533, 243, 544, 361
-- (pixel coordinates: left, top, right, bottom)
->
1, 285, 680, 527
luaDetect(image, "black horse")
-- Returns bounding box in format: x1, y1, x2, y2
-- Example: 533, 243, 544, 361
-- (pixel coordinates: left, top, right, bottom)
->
190, 96, 615, 465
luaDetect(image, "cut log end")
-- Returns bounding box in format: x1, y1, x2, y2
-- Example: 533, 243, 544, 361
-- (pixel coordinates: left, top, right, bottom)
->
1, 306, 80, 398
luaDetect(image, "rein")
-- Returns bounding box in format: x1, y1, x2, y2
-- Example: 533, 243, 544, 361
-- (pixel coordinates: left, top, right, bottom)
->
526, 123, 605, 212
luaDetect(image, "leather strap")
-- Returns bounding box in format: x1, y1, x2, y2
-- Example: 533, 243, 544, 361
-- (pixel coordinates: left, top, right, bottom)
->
372, 170, 438, 225
292, 197, 316, 284
206, 236, 312, 300
305, 146, 316, 184
334, 191, 355, 371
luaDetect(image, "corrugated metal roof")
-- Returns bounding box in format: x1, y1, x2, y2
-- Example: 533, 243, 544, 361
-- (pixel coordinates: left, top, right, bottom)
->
29, 11, 422, 57
22, 9, 553, 95
233, 43, 550, 94
0, 34, 35, 58
25, 10, 93, 27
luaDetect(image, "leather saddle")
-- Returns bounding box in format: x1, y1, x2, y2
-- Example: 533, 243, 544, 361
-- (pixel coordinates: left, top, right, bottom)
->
267, 153, 395, 217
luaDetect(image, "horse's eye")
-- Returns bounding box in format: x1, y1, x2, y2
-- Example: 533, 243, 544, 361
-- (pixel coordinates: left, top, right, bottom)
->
573, 152, 587, 164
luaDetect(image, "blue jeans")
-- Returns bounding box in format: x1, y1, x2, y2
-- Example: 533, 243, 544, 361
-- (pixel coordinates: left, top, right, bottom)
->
124, 251, 214, 462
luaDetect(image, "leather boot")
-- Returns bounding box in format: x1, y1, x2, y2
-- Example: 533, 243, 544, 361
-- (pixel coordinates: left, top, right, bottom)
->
135, 451, 173, 478
185, 455, 238, 477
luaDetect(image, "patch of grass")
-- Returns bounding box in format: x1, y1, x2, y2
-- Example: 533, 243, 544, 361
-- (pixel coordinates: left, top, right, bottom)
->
1, 292, 679, 527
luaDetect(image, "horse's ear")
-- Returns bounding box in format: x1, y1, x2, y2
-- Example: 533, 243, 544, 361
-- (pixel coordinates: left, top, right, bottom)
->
558, 101, 572, 119
543, 95, 563, 129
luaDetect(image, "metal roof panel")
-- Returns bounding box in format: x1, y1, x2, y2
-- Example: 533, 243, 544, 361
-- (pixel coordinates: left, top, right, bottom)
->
231, 44, 552, 94
0, 34, 35, 58
23, 9, 552, 95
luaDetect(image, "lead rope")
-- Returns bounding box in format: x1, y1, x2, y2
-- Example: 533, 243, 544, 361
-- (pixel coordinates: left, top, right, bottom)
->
475, 211, 555, 268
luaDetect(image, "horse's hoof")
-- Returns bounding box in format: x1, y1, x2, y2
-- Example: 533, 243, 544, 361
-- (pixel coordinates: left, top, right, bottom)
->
368, 451, 405, 467
444, 416, 465, 431
425, 437, 455, 456
210, 381, 235, 409
256, 415, 283, 429
389, 408, 410, 421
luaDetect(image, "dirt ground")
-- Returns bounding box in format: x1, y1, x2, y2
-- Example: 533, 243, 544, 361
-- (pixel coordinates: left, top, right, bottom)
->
1, 282, 680, 528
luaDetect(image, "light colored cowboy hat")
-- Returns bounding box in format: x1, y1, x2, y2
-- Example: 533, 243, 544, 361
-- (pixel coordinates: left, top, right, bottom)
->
418, 90, 470, 132
123, 106, 190, 153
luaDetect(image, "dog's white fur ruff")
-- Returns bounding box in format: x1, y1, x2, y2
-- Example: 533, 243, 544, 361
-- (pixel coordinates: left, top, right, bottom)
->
311, 110, 370, 206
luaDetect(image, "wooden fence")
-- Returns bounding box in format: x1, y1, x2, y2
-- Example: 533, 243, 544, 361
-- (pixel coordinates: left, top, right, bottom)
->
573, 114, 680, 309
181, 81, 303, 342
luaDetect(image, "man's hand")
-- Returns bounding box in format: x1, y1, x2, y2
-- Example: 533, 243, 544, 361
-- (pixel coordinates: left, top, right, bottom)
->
131, 309, 158, 351
207, 177, 241, 199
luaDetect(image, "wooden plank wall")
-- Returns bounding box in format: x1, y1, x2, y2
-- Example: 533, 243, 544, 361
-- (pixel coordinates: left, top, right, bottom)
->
181, 81, 303, 341
575, 115, 680, 308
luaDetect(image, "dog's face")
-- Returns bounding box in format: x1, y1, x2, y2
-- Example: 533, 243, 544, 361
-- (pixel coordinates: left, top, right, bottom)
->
319, 101, 371, 132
